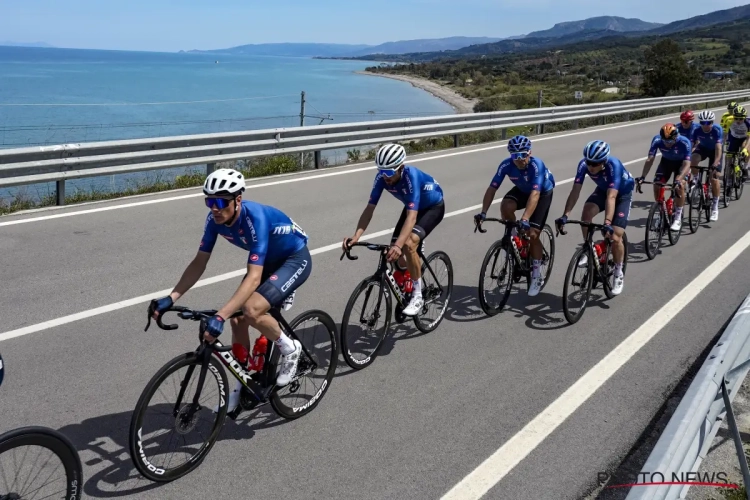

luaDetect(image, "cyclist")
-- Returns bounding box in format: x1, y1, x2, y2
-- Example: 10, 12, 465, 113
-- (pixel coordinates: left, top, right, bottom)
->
149, 168, 311, 411
636, 123, 692, 231
555, 140, 633, 296
690, 110, 723, 222
474, 135, 555, 297
678, 110, 698, 140
726, 104, 750, 180
343, 143, 445, 316
721, 101, 737, 137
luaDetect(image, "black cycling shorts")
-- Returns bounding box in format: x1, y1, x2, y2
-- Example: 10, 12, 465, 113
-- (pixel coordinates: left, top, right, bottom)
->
391, 200, 445, 244
243, 246, 312, 308
503, 186, 553, 230
695, 146, 721, 172
654, 157, 685, 184
585, 189, 632, 229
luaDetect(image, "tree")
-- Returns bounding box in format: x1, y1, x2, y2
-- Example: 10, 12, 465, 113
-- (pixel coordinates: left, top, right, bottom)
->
642, 39, 699, 96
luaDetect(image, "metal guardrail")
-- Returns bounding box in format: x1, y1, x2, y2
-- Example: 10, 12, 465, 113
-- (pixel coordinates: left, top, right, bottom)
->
2, 88, 750, 205
624, 293, 750, 500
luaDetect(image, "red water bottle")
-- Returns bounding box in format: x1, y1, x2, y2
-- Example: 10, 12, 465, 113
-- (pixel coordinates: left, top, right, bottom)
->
249, 335, 268, 372
403, 271, 413, 293
594, 240, 607, 262
512, 235, 522, 251
393, 269, 405, 289
232, 343, 249, 366
666, 197, 674, 215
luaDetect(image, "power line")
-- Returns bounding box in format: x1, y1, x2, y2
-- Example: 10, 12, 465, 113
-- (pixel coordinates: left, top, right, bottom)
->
0, 94, 300, 107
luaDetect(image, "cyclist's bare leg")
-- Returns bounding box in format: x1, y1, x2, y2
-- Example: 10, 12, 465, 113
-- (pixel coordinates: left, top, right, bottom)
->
581, 202, 599, 240
240, 292, 281, 341
529, 227, 542, 260
402, 232, 422, 282
500, 198, 517, 222
611, 226, 625, 263
712, 170, 721, 198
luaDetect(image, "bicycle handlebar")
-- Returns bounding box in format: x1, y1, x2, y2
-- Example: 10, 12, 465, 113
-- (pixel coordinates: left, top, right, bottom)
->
473, 217, 522, 234
145, 304, 244, 352
636, 179, 680, 194
340, 240, 394, 261
555, 219, 609, 236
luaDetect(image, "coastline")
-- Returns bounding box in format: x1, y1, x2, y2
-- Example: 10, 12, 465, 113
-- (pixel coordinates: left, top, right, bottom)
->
355, 70, 477, 114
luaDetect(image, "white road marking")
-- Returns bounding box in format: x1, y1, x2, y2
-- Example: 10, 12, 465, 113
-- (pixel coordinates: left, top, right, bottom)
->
0, 101, 716, 228
0, 157, 646, 342
439, 228, 750, 500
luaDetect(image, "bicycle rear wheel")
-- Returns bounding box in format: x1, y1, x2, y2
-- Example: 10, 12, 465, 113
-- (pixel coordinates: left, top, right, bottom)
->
562, 245, 594, 325
537, 224, 556, 292
668, 204, 682, 246
414, 250, 453, 333
270, 309, 337, 419
477, 239, 514, 316
0, 426, 82, 500
129, 352, 228, 482
735, 167, 744, 200
340, 277, 392, 370
688, 186, 702, 233
602, 231, 628, 300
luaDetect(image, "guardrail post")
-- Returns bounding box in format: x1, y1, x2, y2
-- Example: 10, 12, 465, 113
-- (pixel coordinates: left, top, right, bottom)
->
721, 378, 750, 499
314, 151, 321, 169
56, 180, 65, 206
573, 119, 579, 130
600, 116, 606, 125
501, 128, 507, 140
206, 162, 216, 176
539, 123, 545, 134
453, 134, 459, 147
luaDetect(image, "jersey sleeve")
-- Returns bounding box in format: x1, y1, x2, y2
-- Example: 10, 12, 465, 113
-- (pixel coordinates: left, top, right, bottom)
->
529, 159, 545, 191
573, 159, 588, 184
606, 159, 622, 191
199, 213, 218, 253
403, 167, 420, 210
715, 126, 723, 143
648, 135, 660, 157
246, 210, 270, 266
490, 162, 507, 188
679, 137, 692, 161
368, 174, 385, 206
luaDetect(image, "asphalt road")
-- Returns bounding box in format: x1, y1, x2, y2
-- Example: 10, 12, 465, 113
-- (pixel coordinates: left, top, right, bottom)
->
2, 108, 750, 500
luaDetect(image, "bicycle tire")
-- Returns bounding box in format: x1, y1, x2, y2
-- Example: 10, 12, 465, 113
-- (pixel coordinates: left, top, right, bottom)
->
538, 224, 556, 292
688, 186, 702, 234
668, 204, 682, 246
270, 309, 338, 419
602, 231, 628, 300
0, 426, 82, 500
645, 202, 663, 260
414, 250, 453, 333
722, 174, 731, 208
340, 277, 392, 370
562, 245, 594, 325
477, 239, 513, 316
129, 352, 228, 482
735, 167, 744, 200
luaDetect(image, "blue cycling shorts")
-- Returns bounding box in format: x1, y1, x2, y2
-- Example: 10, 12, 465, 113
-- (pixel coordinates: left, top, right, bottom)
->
244, 246, 312, 308
585, 189, 632, 229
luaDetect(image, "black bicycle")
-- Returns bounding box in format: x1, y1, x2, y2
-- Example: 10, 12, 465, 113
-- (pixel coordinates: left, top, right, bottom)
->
724, 150, 745, 201
636, 180, 682, 260
129, 303, 338, 482
557, 220, 629, 324
687, 165, 717, 233
339, 241, 453, 370
474, 217, 555, 316
0, 354, 84, 500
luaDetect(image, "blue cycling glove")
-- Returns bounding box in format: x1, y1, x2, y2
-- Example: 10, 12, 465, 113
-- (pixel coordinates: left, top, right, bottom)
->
519, 219, 530, 231
150, 296, 173, 316
601, 223, 614, 237
204, 315, 225, 338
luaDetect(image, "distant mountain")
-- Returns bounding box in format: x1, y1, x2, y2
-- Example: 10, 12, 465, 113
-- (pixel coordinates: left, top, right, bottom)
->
0, 41, 55, 48
345, 37, 503, 56
648, 3, 750, 35
524, 16, 662, 39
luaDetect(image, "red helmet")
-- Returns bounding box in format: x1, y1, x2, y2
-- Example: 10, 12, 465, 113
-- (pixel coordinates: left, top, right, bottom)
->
680, 110, 694, 122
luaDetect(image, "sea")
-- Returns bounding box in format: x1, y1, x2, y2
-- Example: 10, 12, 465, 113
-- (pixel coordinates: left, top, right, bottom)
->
0, 46, 454, 202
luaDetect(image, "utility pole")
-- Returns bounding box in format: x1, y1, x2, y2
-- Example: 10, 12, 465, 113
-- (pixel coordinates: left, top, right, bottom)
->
299, 91, 306, 168
537, 90, 543, 134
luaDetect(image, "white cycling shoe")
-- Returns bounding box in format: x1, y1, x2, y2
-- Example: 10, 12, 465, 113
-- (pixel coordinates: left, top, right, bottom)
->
277, 340, 302, 386
403, 294, 424, 316
528, 275, 543, 296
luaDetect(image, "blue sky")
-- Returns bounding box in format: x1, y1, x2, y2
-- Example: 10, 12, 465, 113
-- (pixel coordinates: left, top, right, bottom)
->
1, 0, 749, 52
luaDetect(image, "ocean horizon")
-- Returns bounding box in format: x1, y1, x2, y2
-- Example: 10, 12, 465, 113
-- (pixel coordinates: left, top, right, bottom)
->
0, 45, 454, 202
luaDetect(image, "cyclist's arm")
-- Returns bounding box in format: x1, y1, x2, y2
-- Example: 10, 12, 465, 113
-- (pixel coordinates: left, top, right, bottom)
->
168, 251, 211, 302
217, 263, 263, 320
480, 186, 498, 214
641, 137, 659, 177
392, 168, 422, 248
350, 203, 376, 241
521, 161, 544, 222
604, 188, 618, 225
562, 183, 582, 217
714, 141, 723, 167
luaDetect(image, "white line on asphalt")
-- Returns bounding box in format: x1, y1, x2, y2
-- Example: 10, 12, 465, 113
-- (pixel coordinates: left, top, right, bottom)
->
0, 102, 717, 227
0, 157, 648, 342
439, 228, 750, 500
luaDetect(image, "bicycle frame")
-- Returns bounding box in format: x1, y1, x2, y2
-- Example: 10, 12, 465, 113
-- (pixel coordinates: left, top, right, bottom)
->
557, 220, 614, 280
474, 217, 532, 272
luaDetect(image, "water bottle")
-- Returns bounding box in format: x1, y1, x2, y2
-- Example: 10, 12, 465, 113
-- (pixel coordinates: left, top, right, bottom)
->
404, 271, 413, 293
394, 269, 405, 289
249, 335, 268, 372
232, 343, 249, 367
666, 197, 674, 215
594, 240, 607, 263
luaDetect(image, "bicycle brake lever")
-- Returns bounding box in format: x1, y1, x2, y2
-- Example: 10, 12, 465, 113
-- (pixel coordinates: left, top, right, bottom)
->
144, 314, 152, 332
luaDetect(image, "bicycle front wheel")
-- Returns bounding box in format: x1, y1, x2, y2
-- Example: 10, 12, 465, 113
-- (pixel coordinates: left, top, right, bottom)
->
270, 309, 338, 419
477, 239, 514, 316
735, 167, 744, 200
340, 277, 392, 370
688, 186, 702, 234
414, 250, 453, 333
645, 202, 663, 260
129, 352, 228, 482
0, 426, 82, 500
562, 245, 594, 325
538, 224, 556, 292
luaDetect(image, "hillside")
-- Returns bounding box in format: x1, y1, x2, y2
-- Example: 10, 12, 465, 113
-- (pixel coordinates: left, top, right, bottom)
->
345, 37, 503, 56
524, 16, 662, 39
649, 3, 750, 35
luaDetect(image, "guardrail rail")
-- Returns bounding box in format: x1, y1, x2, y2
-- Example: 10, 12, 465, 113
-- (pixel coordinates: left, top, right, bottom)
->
2, 88, 750, 205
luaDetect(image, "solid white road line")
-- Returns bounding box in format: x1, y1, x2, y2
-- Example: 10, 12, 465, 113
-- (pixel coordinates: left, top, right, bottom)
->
0, 157, 649, 343
439, 228, 750, 500
0, 101, 719, 228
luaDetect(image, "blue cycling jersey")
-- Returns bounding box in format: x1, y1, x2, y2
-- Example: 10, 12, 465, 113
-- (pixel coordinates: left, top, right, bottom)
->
677, 122, 698, 139
369, 165, 443, 211
489, 157, 555, 194
648, 134, 692, 162
199, 200, 308, 266
574, 156, 635, 195
692, 124, 723, 150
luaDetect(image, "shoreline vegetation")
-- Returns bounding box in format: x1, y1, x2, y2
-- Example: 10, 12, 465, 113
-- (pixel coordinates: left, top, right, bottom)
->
354, 70, 478, 114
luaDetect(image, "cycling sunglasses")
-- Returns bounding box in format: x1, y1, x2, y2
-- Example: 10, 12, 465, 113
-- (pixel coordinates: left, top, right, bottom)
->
205, 197, 234, 210
380, 166, 401, 178
585, 160, 604, 167
510, 151, 530, 160
700, 120, 714, 126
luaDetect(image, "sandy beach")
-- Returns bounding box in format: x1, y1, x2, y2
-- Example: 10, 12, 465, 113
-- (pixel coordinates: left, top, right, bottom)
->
356, 71, 478, 114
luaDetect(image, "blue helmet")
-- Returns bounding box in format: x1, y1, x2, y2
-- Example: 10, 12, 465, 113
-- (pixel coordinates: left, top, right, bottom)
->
583, 140, 610, 163
508, 135, 531, 153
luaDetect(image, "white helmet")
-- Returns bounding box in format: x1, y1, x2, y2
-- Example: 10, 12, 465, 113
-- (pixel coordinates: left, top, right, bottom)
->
203, 168, 245, 196
698, 110, 715, 121
375, 143, 406, 169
